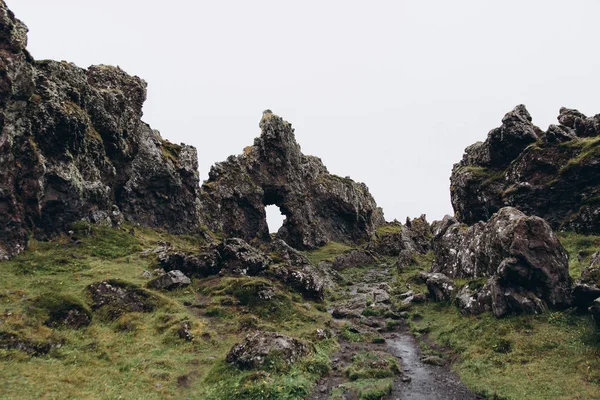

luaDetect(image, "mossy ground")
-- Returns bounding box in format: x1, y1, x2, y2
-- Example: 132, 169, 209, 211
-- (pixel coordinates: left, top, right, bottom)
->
302, 241, 353, 264
4, 225, 600, 399
0, 224, 335, 399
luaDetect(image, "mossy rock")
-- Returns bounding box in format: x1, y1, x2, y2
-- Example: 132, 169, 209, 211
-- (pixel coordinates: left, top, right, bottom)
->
33, 292, 92, 329
87, 279, 161, 321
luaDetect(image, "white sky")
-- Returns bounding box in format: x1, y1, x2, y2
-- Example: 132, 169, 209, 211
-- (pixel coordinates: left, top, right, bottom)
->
10, 1, 600, 231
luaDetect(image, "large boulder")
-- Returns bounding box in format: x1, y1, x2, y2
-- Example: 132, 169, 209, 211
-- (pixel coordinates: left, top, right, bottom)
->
0, 1, 201, 259
225, 331, 309, 370
199, 110, 384, 250
432, 207, 572, 317
451, 104, 600, 234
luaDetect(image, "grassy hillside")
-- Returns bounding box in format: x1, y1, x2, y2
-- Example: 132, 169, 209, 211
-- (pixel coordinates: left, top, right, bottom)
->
2, 226, 600, 399
0, 224, 334, 399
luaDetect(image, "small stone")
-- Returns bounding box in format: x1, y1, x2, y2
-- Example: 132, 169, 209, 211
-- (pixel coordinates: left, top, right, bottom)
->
147, 270, 191, 291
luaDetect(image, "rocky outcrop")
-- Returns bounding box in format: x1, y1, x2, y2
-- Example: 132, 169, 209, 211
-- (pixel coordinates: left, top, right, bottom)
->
0, 1, 201, 259
157, 237, 327, 299
226, 331, 309, 370
451, 104, 600, 234
87, 280, 159, 320
431, 207, 572, 317
199, 110, 384, 250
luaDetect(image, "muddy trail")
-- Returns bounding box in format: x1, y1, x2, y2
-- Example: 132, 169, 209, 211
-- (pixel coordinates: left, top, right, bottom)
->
309, 265, 481, 400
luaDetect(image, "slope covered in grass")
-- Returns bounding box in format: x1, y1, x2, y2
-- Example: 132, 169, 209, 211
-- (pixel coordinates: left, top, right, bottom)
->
0, 224, 334, 399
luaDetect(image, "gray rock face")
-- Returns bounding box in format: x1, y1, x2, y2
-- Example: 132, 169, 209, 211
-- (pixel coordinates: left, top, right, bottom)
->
199, 111, 384, 250
225, 331, 309, 369
451, 104, 600, 234
431, 207, 572, 317
147, 270, 191, 290
0, 1, 201, 259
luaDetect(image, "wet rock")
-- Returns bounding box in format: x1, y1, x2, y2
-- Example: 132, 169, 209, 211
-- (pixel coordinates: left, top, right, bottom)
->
0, 1, 202, 259
87, 280, 158, 319
226, 331, 309, 369
199, 111, 384, 250
147, 270, 191, 291
450, 105, 600, 234
432, 207, 572, 317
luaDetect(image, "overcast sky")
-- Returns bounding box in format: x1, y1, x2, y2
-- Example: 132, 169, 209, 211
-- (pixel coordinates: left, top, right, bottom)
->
10, 1, 600, 230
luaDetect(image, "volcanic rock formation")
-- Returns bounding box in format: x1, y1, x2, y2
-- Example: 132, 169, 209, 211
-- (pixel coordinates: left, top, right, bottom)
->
451, 104, 600, 233
199, 110, 385, 249
430, 207, 572, 317
0, 1, 201, 259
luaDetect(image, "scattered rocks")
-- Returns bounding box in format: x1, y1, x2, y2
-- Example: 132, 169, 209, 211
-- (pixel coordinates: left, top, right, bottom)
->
226, 331, 309, 369
147, 270, 191, 291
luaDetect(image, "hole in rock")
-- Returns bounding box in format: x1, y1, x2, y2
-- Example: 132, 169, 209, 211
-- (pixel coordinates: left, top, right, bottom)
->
265, 205, 285, 234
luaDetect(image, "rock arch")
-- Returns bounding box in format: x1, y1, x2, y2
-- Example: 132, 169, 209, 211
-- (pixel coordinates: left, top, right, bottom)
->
199, 111, 384, 250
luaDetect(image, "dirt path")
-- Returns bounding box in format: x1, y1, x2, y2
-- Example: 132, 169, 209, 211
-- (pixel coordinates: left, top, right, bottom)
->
386, 332, 479, 399
308, 266, 480, 400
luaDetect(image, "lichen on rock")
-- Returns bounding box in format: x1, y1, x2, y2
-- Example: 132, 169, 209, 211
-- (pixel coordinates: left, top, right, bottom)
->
451, 104, 600, 234
431, 207, 572, 317
0, 0, 201, 259
199, 110, 384, 250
